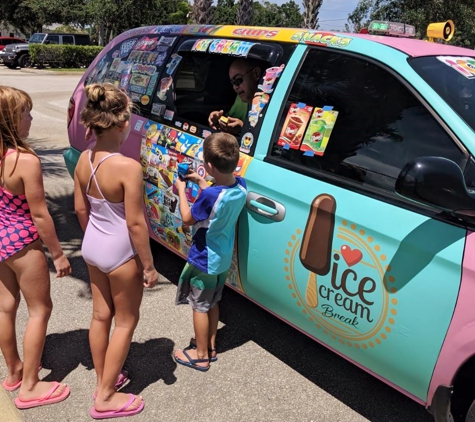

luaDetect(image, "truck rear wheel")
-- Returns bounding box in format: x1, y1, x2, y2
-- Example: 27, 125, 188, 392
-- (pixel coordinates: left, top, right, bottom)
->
18, 54, 32, 68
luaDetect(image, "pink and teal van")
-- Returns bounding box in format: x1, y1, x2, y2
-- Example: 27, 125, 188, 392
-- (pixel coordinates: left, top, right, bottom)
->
65, 22, 475, 422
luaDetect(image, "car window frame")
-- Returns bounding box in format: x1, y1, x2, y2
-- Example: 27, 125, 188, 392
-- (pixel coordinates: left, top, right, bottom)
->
264, 45, 471, 228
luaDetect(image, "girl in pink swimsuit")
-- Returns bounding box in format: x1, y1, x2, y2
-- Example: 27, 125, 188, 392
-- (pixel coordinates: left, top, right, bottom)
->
0, 86, 71, 409
74, 83, 158, 419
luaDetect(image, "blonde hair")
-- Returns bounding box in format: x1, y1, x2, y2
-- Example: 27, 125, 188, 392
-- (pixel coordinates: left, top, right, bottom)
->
80, 83, 132, 135
0, 86, 36, 178
203, 133, 240, 174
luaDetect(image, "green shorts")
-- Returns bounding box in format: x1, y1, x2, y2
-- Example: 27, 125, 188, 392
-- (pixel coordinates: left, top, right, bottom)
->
175, 263, 228, 313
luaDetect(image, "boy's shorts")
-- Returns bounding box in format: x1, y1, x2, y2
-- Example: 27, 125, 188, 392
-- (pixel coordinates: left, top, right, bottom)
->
175, 263, 228, 313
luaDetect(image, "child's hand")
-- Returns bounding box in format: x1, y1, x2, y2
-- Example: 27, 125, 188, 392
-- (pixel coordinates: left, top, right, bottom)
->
143, 267, 158, 288
54, 254, 72, 278
184, 171, 204, 185
174, 176, 186, 192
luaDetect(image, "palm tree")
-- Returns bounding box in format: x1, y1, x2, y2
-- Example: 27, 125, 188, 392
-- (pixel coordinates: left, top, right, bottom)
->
192, 0, 213, 24
237, 0, 252, 26
302, 0, 323, 29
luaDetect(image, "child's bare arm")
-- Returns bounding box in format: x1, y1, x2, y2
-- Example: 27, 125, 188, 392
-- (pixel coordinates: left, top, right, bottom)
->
21, 154, 71, 277
175, 178, 196, 226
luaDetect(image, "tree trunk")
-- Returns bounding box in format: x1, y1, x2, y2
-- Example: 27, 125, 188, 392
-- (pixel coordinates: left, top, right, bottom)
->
302, 0, 323, 29
237, 0, 253, 26
98, 23, 105, 46
192, 0, 213, 25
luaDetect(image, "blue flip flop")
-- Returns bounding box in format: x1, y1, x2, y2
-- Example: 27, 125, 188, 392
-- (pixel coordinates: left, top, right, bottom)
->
174, 349, 210, 372
184, 339, 218, 362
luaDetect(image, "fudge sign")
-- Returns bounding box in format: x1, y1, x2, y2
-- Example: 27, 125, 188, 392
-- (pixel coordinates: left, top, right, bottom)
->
285, 194, 398, 349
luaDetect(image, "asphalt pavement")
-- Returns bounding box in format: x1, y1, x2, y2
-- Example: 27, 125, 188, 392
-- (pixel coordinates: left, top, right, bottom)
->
0, 66, 434, 422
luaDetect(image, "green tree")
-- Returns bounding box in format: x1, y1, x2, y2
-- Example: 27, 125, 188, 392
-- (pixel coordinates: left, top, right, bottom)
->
348, 0, 475, 47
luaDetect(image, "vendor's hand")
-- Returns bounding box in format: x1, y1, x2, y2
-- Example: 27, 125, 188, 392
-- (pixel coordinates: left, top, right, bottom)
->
209, 110, 224, 130
219, 116, 243, 134
174, 176, 187, 192
143, 267, 159, 288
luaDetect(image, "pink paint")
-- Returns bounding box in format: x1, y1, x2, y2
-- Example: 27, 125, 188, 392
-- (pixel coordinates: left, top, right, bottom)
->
340, 33, 475, 58
427, 230, 473, 405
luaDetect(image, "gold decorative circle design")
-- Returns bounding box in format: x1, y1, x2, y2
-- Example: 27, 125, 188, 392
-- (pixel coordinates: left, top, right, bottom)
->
285, 223, 397, 349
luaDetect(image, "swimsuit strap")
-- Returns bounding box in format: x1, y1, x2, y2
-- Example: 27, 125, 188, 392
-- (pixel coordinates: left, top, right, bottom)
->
86, 150, 122, 198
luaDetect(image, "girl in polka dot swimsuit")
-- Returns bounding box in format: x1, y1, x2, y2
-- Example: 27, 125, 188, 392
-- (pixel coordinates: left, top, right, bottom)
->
0, 86, 71, 409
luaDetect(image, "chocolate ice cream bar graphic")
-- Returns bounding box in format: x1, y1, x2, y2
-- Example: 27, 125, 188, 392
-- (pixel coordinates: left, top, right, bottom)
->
299, 194, 336, 307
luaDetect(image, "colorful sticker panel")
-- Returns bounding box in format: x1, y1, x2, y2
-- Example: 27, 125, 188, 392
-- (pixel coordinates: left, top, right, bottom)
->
300, 107, 339, 156
437, 56, 475, 79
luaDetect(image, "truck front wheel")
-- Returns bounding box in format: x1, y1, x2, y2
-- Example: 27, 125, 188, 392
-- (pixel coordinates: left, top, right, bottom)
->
18, 54, 32, 68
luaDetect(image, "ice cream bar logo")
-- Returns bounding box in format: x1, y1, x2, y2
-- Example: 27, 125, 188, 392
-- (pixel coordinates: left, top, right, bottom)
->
286, 194, 397, 349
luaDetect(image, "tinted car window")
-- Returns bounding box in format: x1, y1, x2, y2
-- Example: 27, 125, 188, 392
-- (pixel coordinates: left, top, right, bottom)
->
63, 35, 74, 45
410, 56, 475, 135
269, 48, 467, 193
29, 34, 46, 43
47, 35, 60, 45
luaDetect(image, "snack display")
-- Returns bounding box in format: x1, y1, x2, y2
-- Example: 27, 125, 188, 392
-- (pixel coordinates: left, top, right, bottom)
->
300, 107, 339, 156
277, 103, 313, 149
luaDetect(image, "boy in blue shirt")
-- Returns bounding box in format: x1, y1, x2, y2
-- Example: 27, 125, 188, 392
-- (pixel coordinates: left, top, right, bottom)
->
174, 133, 247, 371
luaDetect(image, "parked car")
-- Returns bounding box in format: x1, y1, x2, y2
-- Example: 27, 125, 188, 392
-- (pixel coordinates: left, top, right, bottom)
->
65, 22, 475, 422
0, 36, 25, 63
2, 32, 91, 68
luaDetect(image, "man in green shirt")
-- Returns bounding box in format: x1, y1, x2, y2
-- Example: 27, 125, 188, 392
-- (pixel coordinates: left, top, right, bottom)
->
208, 58, 262, 134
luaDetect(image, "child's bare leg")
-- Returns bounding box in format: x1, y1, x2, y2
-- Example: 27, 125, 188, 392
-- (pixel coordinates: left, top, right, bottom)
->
193, 310, 210, 360
94, 257, 143, 413
88, 265, 113, 389
208, 304, 219, 352
0, 262, 23, 385
13, 241, 67, 400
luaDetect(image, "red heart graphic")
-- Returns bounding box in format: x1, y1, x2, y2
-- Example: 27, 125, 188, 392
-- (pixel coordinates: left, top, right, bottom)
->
341, 245, 363, 266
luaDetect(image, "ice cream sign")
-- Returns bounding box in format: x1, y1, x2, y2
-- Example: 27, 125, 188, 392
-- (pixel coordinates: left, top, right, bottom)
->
192, 39, 256, 57
291, 31, 353, 48
285, 195, 397, 348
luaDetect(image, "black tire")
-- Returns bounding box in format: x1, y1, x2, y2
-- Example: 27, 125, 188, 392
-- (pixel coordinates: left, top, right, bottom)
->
467, 399, 475, 422
18, 54, 32, 68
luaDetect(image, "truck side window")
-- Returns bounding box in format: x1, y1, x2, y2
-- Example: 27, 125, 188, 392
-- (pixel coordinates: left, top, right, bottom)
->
270, 48, 467, 194
63, 35, 74, 45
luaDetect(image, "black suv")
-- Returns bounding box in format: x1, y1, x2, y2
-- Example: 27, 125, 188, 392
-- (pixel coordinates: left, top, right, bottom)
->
1, 32, 91, 68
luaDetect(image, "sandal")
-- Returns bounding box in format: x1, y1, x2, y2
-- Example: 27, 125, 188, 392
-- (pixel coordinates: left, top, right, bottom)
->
185, 338, 218, 362
174, 349, 210, 372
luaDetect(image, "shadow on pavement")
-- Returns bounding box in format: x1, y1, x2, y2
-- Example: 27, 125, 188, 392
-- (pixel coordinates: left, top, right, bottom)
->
41, 330, 177, 391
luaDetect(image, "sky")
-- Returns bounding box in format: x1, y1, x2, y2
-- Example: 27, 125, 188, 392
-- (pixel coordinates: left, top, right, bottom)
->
273, 0, 361, 30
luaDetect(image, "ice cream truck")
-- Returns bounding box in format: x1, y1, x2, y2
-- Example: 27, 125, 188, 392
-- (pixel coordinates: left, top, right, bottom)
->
64, 20, 475, 421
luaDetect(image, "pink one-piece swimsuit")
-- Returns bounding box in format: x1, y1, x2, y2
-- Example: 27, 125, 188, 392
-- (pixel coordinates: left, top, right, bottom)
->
81, 151, 136, 273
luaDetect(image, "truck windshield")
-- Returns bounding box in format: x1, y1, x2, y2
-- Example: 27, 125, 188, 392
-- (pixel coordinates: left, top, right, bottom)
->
29, 33, 46, 44
410, 56, 475, 133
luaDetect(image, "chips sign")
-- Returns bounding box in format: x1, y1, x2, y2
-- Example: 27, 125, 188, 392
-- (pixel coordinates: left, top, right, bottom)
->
369, 21, 416, 38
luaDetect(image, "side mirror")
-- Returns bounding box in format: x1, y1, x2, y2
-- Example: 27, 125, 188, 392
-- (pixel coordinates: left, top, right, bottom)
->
395, 156, 475, 216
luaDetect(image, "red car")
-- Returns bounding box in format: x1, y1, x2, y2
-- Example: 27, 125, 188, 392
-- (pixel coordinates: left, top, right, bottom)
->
0, 36, 26, 50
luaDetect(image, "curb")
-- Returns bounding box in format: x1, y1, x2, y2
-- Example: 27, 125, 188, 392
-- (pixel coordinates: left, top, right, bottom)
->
0, 385, 23, 422
19, 68, 85, 76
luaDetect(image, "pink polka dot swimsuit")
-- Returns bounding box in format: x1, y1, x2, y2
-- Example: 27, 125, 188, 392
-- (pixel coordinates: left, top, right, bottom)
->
0, 150, 39, 261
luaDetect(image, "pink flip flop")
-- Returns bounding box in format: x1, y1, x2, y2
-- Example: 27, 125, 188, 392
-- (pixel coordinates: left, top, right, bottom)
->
2, 366, 43, 392
90, 394, 144, 419
14, 382, 70, 409
93, 371, 129, 400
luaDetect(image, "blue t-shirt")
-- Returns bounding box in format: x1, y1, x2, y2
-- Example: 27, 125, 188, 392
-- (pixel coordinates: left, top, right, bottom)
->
188, 176, 247, 275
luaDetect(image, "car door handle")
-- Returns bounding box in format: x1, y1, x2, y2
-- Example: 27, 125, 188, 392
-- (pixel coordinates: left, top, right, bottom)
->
247, 192, 286, 222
